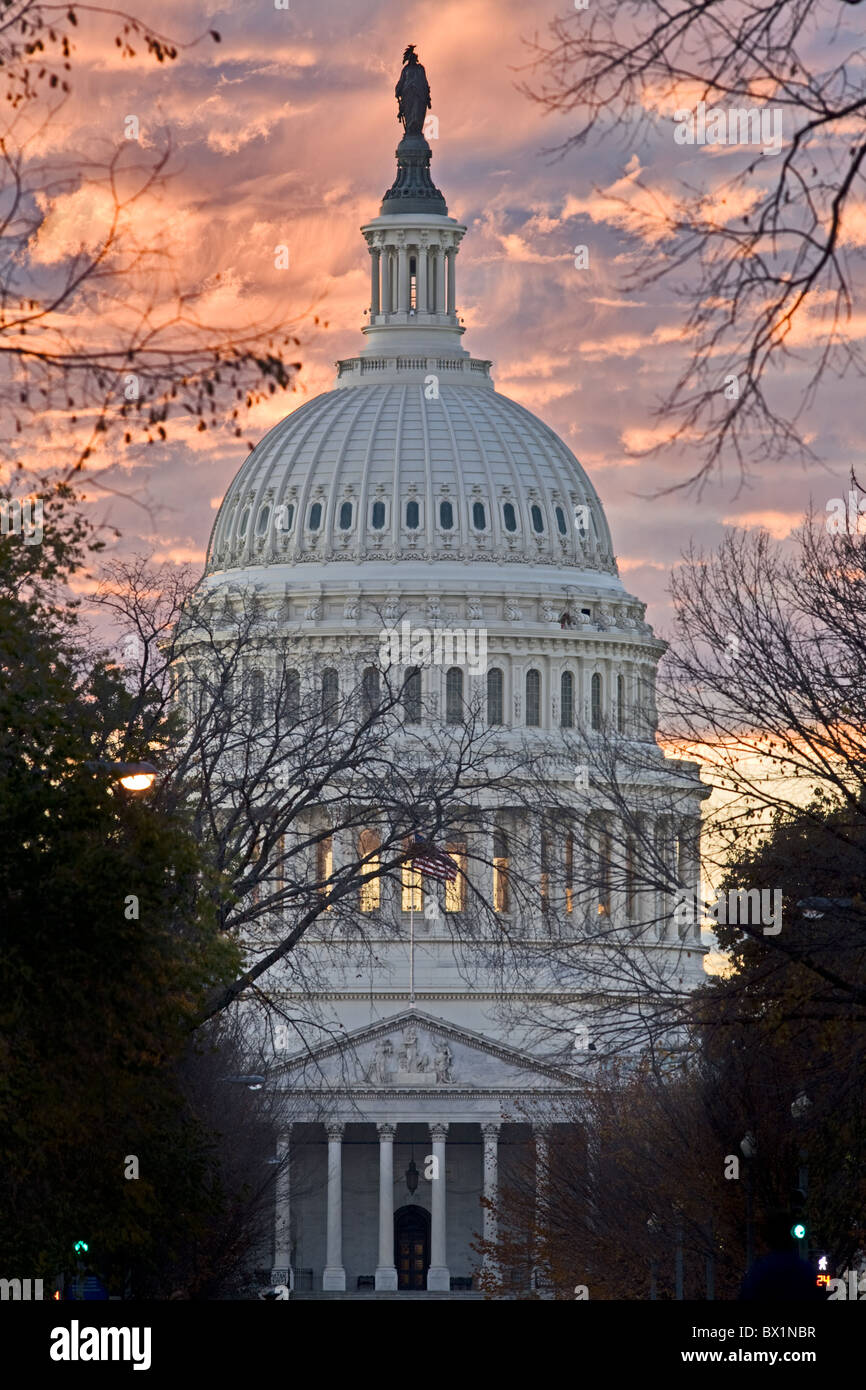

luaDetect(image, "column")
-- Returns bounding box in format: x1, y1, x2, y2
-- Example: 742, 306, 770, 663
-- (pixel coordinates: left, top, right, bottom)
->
446, 247, 456, 316
271, 1126, 293, 1289
381, 249, 392, 314
322, 1122, 346, 1290
434, 246, 446, 314
369, 246, 380, 317
427, 1122, 450, 1290
397, 242, 409, 313
532, 1126, 550, 1294
481, 1123, 500, 1274
417, 241, 428, 314
375, 1123, 398, 1291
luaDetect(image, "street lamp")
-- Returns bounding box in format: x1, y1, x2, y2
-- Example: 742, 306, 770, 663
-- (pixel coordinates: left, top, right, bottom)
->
220, 1074, 266, 1091
85, 760, 158, 792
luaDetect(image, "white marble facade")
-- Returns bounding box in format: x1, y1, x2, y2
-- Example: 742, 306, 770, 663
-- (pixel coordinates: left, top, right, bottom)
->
204, 72, 707, 1297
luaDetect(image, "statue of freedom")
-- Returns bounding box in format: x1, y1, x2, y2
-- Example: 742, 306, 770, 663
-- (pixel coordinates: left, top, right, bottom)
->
395, 44, 431, 136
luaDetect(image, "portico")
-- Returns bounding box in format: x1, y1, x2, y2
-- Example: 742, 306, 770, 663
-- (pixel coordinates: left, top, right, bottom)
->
268, 1012, 579, 1296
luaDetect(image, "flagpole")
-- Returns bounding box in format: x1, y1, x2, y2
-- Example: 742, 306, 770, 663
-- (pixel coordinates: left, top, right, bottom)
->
409, 896, 415, 1008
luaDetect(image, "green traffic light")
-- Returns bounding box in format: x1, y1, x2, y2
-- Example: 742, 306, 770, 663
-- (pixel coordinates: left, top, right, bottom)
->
73, 1240, 89, 1254
791, 1222, 806, 1241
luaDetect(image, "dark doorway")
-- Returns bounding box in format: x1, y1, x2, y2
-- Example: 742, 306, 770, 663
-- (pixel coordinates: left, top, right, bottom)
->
394, 1205, 430, 1290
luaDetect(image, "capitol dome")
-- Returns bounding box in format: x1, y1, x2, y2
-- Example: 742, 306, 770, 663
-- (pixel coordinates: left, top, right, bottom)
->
206, 374, 615, 580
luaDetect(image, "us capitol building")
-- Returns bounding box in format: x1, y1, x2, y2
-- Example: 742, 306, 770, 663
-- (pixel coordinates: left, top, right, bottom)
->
201, 48, 707, 1298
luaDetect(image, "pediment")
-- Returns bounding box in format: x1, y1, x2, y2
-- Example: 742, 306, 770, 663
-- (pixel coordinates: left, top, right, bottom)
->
277, 1011, 579, 1093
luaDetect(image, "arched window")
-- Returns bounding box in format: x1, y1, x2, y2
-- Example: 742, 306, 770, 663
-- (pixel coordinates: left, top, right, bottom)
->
256, 505, 271, 536
238, 507, 250, 538
493, 829, 509, 913
503, 502, 517, 533
446, 667, 464, 723
362, 666, 380, 717
321, 668, 339, 725
560, 671, 574, 728
439, 500, 454, 530
359, 829, 381, 912
530, 504, 545, 533
308, 502, 322, 531
591, 672, 602, 730
409, 255, 417, 311
402, 667, 422, 723
487, 667, 503, 725
277, 502, 295, 533
406, 499, 420, 529
472, 501, 486, 531
555, 505, 568, 535
284, 668, 300, 719
565, 831, 574, 915
371, 500, 386, 530
617, 673, 626, 733
245, 668, 265, 723
338, 500, 353, 530
526, 669, 541, 726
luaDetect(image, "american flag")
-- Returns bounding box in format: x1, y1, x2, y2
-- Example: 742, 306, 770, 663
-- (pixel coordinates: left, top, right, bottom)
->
408, 839, 458, 882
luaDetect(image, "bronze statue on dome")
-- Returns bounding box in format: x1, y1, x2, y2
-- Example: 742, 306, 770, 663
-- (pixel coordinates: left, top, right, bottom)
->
395, 44, 431, 136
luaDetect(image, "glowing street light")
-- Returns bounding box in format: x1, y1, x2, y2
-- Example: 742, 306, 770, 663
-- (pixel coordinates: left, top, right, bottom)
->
85, 760, 158, 792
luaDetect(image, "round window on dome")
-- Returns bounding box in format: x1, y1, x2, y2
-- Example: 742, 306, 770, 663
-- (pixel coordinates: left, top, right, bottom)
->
555, 506, 567, 535
439, 500, 454, 530
308, 502, 322, 531
531, 504, 545, 534
503, 502, 517, 533
472, 501, 486, 531
371, 500, 386, 530
406, 500, 420, 530
256, 505, 271, 537
339, 501, 353, 530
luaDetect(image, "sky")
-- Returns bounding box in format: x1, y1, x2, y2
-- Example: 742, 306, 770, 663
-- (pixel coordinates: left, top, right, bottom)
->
21, 0, 864, 637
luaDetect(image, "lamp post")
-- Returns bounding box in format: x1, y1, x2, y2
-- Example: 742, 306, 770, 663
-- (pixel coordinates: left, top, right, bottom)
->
740, 1131, 757, 1271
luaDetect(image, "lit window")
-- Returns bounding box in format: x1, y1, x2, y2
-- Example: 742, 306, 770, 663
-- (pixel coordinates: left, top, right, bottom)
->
317, 834, 333, 911
308, 502, 322, 531
472, 501, 486, 530
359, 829, 381, 912
406, 500, 420, 529
439, 500, 454, 530
339, 501, 353, 530
560, 671, 574, 729
371, 500, 386, 530
487, 667, 503, 725
445, 843, 466, 912
493, 829, 509, 913
503, 502, 517, 533
541, 827, 550, 914
526, 669, 540, 727
531, 504, 544, 533
446, 667, 464, 723
565, 832, 574, 915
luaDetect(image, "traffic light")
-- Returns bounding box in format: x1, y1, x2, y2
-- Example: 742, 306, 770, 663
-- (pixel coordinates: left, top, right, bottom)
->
789, 1188, 807, 1244
73, 1240, 89, 1255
